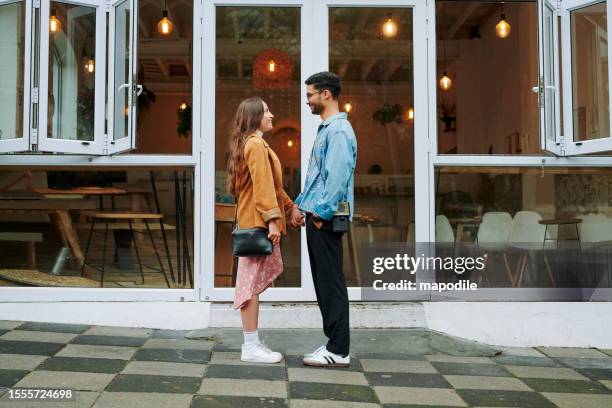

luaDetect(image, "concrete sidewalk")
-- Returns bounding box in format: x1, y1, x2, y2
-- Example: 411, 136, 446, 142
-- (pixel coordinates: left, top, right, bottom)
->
0, 321, 611, 407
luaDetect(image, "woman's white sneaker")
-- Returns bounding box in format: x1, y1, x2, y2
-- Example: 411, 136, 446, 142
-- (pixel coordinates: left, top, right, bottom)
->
241, 342, 282, 364
302, 347, 349, 367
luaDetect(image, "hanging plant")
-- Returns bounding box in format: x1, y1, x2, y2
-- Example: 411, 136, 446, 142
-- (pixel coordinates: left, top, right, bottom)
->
372, 102, 403, 125
177, 104, 192, 138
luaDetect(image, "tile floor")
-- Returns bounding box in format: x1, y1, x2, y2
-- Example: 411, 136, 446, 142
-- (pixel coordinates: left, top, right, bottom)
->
0, 322, 610, 407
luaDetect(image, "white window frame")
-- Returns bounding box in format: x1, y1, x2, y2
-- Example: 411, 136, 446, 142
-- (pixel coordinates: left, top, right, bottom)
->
202, 0, 430, 302
539, 0, 564, 155
37, 0, 107, 154
107, 0, 138, 154
0, 0, 202, 302
0, 0, 32, 153
540, 0, 612, 155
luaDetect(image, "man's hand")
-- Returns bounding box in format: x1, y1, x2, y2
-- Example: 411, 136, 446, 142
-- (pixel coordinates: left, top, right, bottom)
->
312, 214, 324, 230
289, 204, 305, 228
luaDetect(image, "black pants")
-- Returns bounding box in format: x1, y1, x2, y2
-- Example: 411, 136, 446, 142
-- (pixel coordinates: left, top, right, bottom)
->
306, 214, 350, 356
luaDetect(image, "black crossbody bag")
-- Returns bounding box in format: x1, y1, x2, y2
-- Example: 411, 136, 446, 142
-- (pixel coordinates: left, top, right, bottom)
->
231, 139, 274, 257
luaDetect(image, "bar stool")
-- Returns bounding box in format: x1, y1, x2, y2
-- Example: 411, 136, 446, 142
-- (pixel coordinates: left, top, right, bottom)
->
81, 211, 170, 287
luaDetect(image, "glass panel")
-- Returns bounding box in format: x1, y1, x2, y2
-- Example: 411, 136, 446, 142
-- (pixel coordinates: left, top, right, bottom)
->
436, 1, 540, 154
47, 2, 96, 142
131, 0, 194, 154
0, 167, 194, 289
330, 7, 414, 286
571, 2, 609, 141
114, 0, 129, 142
435, 166, 612, 290
0, 1, 25, 140
214, 7, 301, 288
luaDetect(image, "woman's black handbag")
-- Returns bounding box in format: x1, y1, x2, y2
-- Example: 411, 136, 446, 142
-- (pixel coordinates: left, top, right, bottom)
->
232, 226, 273, 256
231, 200, 273, 257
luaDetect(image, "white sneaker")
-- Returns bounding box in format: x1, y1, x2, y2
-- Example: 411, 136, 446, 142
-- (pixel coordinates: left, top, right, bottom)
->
303, 345, 326, 358
303, 346, 350, 367
241, 342, 282, 364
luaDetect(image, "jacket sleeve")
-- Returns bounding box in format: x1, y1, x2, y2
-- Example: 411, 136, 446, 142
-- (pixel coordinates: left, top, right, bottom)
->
244, 139, 281, 222
313, 130, 355, 220
279, 189, 294, 215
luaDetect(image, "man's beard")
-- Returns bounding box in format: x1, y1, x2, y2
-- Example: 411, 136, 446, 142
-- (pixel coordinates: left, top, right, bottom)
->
309, 103, 323, 115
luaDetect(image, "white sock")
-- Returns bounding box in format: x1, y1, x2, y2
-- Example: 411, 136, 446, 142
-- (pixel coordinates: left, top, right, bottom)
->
243, 330, 259, 346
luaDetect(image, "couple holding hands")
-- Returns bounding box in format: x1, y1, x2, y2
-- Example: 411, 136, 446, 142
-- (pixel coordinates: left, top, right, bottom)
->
227, 71, 357, 367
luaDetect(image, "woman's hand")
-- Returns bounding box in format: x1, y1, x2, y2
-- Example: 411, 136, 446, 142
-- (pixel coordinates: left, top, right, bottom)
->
268, 221, 281, 245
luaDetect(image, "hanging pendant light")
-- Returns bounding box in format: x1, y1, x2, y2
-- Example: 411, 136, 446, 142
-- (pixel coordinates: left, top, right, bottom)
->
157, 1, 174, 35
439, 73, 452, 91
49, 9, 60, 33
407, 107, 414, 121
287, 139, 294, 147
495, 11, 511, 39
382, 13, 398, 38
344, 101, 353, 113
439, 3, 452, 91
84, 58, 95, 74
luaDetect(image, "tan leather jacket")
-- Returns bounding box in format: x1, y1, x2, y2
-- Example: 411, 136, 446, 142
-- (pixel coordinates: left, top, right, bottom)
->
236, 135, 294, 234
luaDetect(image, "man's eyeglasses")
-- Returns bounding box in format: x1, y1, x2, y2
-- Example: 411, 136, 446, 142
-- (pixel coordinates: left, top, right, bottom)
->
306, 90, 324, 100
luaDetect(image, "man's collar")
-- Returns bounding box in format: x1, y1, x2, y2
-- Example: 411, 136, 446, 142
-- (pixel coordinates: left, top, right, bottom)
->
320, 112, 347, 127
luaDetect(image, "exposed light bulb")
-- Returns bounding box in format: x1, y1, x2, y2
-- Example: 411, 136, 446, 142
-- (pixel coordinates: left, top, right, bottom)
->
344, 102, 352, 113
157, 10, 174, 35
407, 107, 414, 121
382, 14, 398, 38
84, 59, 95, 74
439, 72, 452, 91
495, 13, 511, 38
50, 10, 60, 33
179, 100, 188, 111
268, 59, 276, 72
287, 140, 293, 147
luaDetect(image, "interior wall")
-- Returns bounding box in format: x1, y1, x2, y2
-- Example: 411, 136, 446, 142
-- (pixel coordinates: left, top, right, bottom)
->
453, 2, 539, 154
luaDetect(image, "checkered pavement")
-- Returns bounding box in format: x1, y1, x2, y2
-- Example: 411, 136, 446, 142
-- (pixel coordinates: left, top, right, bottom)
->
0, 321, 611, 407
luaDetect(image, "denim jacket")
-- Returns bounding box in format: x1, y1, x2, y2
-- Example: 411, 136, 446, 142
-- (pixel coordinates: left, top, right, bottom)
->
295, 112, 357, 220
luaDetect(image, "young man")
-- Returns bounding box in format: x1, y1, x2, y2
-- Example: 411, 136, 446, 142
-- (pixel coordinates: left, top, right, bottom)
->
292, 71, 357, 367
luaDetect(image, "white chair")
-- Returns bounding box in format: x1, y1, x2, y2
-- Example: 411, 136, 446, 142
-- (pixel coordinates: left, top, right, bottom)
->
435, 215, 455, 243
578, 214, 612, 245
476, 212, 512, 285
477, 212, 512, 248
506, 211, 554, 287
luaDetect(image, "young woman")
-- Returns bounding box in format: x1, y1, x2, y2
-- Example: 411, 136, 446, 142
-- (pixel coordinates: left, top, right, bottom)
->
227, 97, 302, 363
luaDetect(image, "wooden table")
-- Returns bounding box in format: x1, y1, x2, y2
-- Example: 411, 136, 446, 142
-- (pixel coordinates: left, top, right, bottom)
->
539, 218, 582, 248
0, 199, 97, 277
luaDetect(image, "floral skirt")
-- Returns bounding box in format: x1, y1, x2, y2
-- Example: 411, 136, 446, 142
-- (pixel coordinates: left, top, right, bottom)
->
233, 244, 283, 310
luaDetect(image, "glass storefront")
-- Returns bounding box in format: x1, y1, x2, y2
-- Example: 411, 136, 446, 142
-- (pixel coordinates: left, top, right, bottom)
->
0, 0, 611, 303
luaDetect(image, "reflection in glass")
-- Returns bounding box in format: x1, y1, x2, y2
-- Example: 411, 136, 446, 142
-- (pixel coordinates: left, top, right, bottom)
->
571, 2, 610, 141
435, 1, 539, 154
330, 7, 414, 286
214, 7, 301, 287
0, 1, 25, 140
48, 2, 96, 141
114, 0, 130, 141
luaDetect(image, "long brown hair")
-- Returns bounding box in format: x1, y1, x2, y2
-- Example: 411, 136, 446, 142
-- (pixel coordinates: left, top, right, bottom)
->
227, 97, 265, 197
